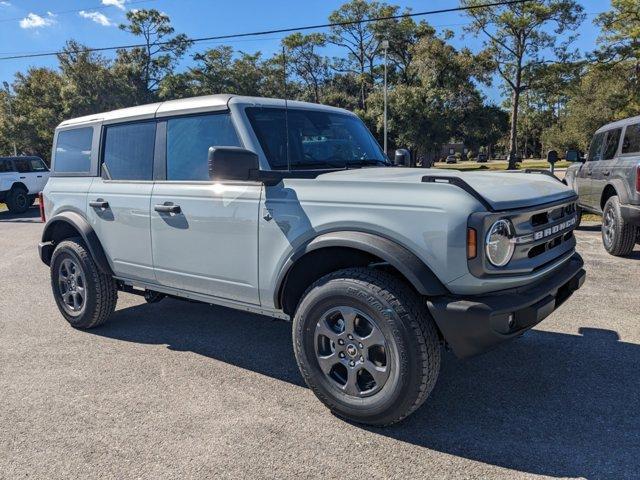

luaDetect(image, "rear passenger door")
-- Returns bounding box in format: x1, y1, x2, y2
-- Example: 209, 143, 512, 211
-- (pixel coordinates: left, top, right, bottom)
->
86, 121, 157, 282
150, 112, 262, 305
591, 127, 622, 212
12, 158, 37, 194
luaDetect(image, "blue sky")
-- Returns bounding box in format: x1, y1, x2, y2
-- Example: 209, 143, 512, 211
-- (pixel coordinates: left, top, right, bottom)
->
0, 0, 607, 103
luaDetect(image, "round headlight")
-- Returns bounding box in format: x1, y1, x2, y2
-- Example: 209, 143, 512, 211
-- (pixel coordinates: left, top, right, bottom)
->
485, 219, 515, 267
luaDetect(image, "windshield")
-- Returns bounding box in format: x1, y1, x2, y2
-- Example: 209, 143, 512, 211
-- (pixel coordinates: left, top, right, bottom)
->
245, 107, 388, 170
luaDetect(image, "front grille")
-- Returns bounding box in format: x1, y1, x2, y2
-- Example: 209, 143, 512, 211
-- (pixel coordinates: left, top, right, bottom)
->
468, 198, 578, 277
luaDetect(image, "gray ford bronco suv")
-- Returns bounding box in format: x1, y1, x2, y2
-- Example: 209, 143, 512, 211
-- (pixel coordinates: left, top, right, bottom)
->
565, 116, 640, 256
39, 95, 585, 425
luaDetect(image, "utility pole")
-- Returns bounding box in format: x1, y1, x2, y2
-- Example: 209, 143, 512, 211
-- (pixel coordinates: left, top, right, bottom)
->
2, 81, 17, 156
381, 40, 389, 157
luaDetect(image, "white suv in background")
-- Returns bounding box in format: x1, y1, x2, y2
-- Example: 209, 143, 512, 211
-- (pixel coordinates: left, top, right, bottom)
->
0, 156, 50, 213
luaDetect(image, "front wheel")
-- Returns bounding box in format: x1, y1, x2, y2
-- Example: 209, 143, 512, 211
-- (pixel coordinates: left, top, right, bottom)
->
292, 268, 441, 426
602, 196, 636, 256
50, 237, 118, 328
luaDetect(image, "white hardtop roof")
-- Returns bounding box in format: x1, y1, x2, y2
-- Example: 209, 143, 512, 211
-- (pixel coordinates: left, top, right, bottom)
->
595, 114, 640, 134
57, 94, 354, 128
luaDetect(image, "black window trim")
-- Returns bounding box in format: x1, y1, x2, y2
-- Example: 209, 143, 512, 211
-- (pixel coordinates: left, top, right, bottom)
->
99, 109, 242, 183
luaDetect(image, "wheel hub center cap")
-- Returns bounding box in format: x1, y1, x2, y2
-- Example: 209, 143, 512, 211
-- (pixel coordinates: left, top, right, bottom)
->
345, 344, 358, 358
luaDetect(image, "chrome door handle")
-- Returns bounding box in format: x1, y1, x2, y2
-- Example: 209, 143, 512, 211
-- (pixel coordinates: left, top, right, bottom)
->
262, 207, 273, 221
89, 199, 109, 209
154, 203, 181, 214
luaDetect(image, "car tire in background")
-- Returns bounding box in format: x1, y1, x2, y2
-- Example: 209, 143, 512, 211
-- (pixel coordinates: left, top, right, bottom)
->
6, 187, 29, 214
602, 195, 637, 256
50, 237, 118, 329
292, 267, 441, 426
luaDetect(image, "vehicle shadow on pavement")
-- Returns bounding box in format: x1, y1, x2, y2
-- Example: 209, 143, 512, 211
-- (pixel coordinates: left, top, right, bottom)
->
91, 300, 639, 479
0, 207, 41, 223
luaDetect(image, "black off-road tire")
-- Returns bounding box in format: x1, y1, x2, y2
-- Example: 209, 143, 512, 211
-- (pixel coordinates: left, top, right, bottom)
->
6, 187, 29, 213
50, 237, 118, 329
293, 267, 441, 426
602, 196, 636, 257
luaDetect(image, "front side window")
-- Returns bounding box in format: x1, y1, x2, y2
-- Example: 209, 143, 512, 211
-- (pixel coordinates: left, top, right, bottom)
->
166, 113, 240, 181
587, 132, 605, 162
14, 159, 31, 173
246, 107, 388, 170
621, 123, 640, 154
30, 158, 48, 172
103, 122, 156, 181
55, 128, 93, 173
602, 128, 622, 160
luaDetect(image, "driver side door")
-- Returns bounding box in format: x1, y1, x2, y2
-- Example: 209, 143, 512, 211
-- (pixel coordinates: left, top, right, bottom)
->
577, 131, 605, 210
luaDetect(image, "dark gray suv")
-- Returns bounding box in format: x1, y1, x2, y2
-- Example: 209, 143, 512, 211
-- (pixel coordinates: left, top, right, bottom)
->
565, 117, 640, 256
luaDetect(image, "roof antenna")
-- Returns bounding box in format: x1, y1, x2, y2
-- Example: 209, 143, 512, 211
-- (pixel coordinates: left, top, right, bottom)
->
282, 45, 291, 172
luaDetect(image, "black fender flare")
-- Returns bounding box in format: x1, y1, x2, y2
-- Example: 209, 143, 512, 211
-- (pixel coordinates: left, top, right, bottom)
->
40, 211, 113, 275
602, 179, 629, 206
274, 231, 448, 309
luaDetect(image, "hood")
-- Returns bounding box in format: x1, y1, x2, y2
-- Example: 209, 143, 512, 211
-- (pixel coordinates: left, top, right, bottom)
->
317, 167, 576, 211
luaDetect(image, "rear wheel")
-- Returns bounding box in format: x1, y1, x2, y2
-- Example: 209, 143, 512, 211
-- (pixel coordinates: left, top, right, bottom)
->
50, 237, 118, 328
293, 268, 441, 426
6, 187, 29, 213
602, 196, 636, 256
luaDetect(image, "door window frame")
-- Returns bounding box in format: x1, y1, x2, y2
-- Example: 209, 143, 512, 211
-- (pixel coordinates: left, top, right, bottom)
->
601, 128, 623, 161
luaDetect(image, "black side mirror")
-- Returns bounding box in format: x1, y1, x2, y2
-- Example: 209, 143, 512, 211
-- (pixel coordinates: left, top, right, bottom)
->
547, 150, 558, 164
565, 149, 585, 163
208, 147, 259, 182
394, 149, 410, 167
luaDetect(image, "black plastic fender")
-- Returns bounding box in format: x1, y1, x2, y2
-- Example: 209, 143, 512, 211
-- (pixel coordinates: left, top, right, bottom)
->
275, 230, 448, 310
40, 211, 113, 275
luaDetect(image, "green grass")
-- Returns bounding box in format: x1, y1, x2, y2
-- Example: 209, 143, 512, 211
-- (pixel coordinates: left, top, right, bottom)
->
434, 159, 571, 171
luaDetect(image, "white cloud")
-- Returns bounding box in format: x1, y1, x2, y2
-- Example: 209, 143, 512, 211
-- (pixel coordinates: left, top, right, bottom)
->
19, 12, 56, 29
79, 10, 114, 27
0, 2, 12, 7
101, 0, 126, 10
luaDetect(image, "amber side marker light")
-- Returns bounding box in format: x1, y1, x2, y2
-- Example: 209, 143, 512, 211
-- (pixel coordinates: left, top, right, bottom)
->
38, 192, 45, 223
467, 227, 477, 259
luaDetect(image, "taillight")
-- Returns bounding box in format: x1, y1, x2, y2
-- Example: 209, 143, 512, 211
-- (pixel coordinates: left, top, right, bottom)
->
636, 164, 640, 193
38, 192, 45, 223
467, 228, 477, 259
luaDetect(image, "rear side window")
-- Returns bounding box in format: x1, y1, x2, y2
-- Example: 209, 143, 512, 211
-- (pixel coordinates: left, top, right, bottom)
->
166, 113, 240, 181
0, 159, 12, 172
587, 132, 605, 162
602, 128, 622, 160
103, 122, 156, 181
55, 128, 93, 173
622, 123, 640, 154
14, 158, 31, 173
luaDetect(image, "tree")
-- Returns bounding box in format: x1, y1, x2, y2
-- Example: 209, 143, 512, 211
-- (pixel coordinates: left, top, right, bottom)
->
593, 0, 640, 77
282, 33, 328, 103
328, 0, 392, 109
462, 0, 585, 168
9, 68, 65, 161
57, 40, 133, 117
116, 9, 192, 103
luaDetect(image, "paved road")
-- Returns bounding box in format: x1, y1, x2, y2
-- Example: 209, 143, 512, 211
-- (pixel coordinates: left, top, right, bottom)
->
1, 208, 639, 479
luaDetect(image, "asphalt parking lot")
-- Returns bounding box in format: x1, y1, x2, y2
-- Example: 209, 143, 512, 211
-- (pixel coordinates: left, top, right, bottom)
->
1, 207, 639, 479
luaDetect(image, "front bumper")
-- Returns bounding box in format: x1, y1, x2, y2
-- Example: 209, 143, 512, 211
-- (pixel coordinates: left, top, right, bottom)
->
427, 253, 585, 359
620, 203, 640, 226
